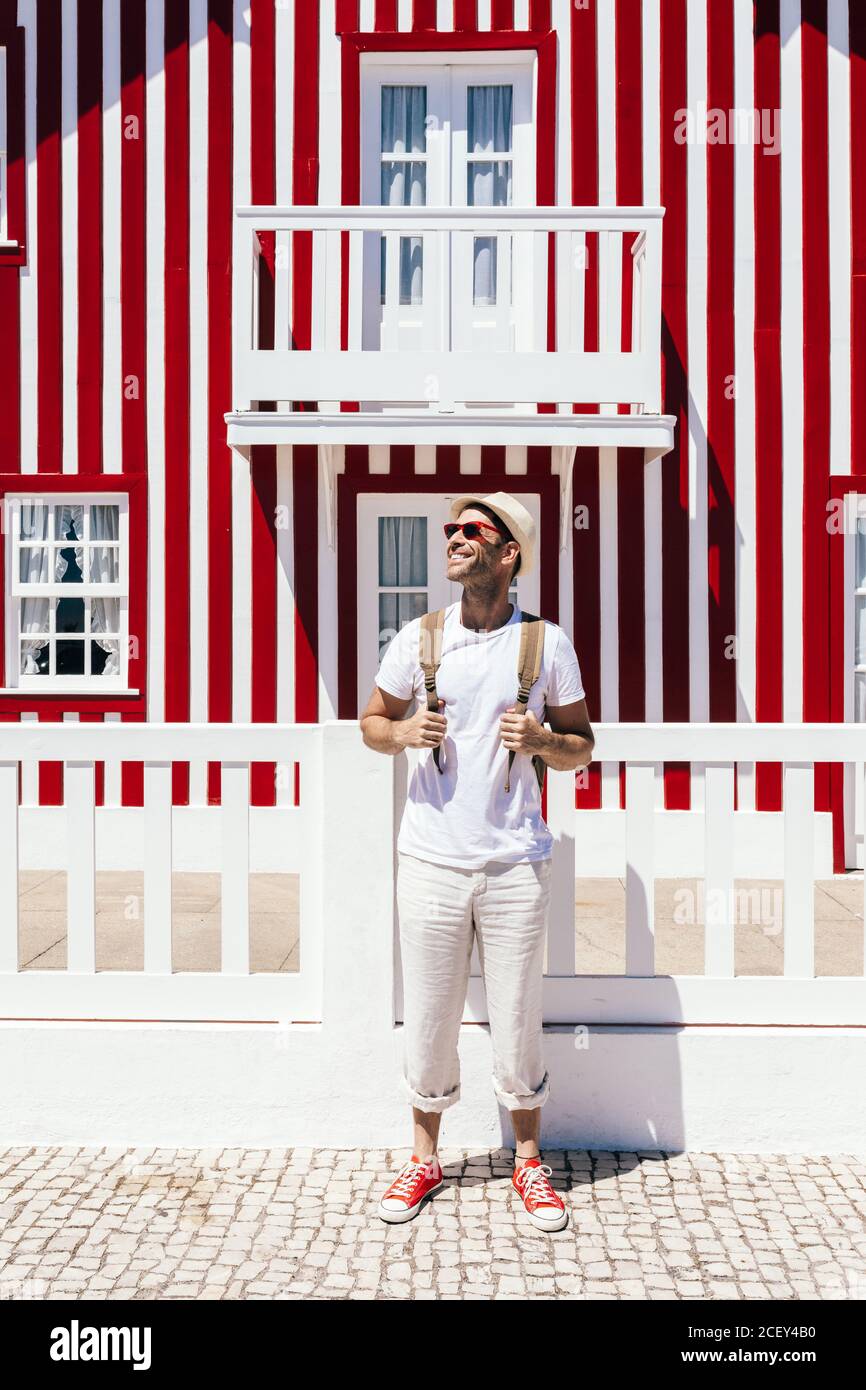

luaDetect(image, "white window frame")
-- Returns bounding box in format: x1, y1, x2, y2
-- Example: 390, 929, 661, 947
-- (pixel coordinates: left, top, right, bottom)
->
357, 489, 542, 709
4, 493, 132, 694
359, 52, 537, 359
844, 493, 866, 868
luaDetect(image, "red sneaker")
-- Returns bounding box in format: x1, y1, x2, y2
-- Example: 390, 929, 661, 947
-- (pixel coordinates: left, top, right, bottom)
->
377, 1154, 444, 1224
513, 1158, 568, 1231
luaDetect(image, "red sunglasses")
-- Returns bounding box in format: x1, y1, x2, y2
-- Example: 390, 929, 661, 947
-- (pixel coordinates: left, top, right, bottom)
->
443, 520, 505, 542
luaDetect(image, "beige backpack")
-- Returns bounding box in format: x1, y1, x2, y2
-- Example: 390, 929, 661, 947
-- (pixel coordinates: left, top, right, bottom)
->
418, 608, 546, 793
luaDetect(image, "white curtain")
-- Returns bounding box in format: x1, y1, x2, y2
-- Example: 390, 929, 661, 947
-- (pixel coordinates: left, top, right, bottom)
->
89, 504, 120, 675
467, 85, 513, 307
378, 516, 427, 652
19, 503, 54, 674
381, 86, 426, 306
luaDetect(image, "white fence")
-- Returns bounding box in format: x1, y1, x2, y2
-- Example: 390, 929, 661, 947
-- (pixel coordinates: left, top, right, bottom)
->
234, 205, 663, 414
1, 720, 864, 1033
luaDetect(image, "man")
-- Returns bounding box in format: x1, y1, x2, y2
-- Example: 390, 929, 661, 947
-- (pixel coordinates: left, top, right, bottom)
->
360, 492, 594, 1231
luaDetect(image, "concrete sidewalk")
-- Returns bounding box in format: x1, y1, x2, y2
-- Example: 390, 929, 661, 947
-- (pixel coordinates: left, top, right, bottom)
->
0, 1146, 864, 1301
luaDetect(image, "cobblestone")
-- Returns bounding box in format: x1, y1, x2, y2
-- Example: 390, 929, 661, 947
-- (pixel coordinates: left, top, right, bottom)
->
0, 1147, 864, 1300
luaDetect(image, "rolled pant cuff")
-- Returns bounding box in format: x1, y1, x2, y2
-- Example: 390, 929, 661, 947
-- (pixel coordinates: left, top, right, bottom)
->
494, 1069, 550, 1112
402, 1078, 461, 1114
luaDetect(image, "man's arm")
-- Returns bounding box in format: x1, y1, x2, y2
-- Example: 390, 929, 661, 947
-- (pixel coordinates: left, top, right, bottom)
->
499, 698, 594, 772
360, 685, 448, 756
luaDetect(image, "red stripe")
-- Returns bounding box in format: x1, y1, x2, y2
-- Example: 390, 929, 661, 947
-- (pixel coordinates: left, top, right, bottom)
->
454, 0, 478, 31
36, 0, 62, 477
753, 0, 782, 810
206, 0, 234, 803
77, 0, 102, 477
413, 0, 437, 30
491, 0, 514, 28
660, 0, 690, 808
294, 449, 319, 723
375, 0, 399, 29
164, 1, 191, 804
706, 0, 736, 724
571, 0, 598, 409
336, 0, 359, 33
120, 0, 147, 477
800, 1, 831, 821
852, 3, 866, 475
529, 0, 551, 31
0, 23, 23, 474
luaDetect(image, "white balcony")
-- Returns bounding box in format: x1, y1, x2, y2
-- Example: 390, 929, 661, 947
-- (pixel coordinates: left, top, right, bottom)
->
226, 206, 676, 456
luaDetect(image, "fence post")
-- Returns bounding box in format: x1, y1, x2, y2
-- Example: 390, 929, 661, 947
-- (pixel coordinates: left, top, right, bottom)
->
318, 722, 397, 1041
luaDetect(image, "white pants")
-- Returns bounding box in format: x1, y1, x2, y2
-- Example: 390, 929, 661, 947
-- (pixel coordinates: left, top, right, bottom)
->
396, 851, 552, 1114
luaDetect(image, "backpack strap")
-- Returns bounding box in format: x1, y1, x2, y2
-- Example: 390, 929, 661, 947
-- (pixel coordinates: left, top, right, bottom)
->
505, 614, 545, 793
418, 609, 446, 774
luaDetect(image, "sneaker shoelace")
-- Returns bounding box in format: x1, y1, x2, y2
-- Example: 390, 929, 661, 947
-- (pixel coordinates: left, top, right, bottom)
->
516, 1163, 561, 1209
388, 1159, 435, 1202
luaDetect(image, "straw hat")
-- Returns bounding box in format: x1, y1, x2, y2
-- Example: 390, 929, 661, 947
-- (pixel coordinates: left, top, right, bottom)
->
449, 491, 536, 577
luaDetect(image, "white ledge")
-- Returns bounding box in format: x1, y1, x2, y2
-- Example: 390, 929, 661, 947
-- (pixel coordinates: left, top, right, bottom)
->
225, 410, 677, 459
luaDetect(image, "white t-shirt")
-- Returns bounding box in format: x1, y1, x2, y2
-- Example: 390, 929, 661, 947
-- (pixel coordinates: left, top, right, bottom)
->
375, 602, 586, 869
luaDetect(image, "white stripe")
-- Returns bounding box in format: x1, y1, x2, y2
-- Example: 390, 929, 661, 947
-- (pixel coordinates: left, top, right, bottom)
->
437, 0, 454, 31
103, 711, 121, 806
686, 0, 708, 761
598, 447, 619, 808
319, 1, 341, 205
460, 445, 482, 473
61, 0, 78, 474
276, 446, 295, 805
397, 0, 413, 32
780, 0, 804, 721
359, 0, 376, 31
232, 2, 252, 725
102, 0, 122, 474
17, 0, 37, 475
188, 0, 210, 804
514, 0, 529, 30
477, 0, 492, 31
733, 0, 757, 808
642, 0, 663, 774
415, 444, 437, 473
828, 1, 851, 476
369, 445, 390, 473
553, 0, 571, 208
145, 0, 166, 723
19, 711, 37, 806
505, 445, 527, 474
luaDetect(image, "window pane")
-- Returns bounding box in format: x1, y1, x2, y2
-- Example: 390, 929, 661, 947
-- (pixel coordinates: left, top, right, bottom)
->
379, 592, 428, 656
856, 596, 866, 666
379, 517, 427, 586
381, 86, 427, 155
20, 639, 49, 677
19, 545, 53, 584
89, 546, 120, 584
468, 86, 513, 155
19, 503, 48, 541
857, 514, 866, 588
56, 638, 85, 676
473, 236, 498, 306
56, 595, 85, 634
381, 160, 426, 207
856, 672, 866, 723
55, 505, 84, 542
467, 160, 512, 208
90, 504, 120, 541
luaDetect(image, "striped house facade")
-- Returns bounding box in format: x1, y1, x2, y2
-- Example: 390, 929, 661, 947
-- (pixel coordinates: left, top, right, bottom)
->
0, 0, 864, 869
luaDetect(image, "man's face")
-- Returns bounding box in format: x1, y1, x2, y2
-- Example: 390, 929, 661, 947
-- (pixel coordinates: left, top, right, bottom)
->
445, 508, 515, 585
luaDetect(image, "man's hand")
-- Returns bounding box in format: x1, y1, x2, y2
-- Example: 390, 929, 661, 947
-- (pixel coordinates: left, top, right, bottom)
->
499, 706, 547, 755
396, 702, 447, 751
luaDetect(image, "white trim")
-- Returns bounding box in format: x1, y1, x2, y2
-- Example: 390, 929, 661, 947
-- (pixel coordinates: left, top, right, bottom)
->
18, 0, 37, 477
828, 0, 852, 477
231, 3, 252, 726
780, 1, 804, 721
642, 0, 663, 769
226, 409, 677, 453
275, 446, 295, 804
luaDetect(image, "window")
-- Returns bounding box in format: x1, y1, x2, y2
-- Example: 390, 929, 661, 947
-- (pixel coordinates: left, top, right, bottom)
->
5, 494, 130, 691
377, 516, 428, 657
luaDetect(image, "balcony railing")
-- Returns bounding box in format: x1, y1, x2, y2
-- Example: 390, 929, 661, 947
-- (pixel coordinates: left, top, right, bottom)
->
233, 205, 664, 418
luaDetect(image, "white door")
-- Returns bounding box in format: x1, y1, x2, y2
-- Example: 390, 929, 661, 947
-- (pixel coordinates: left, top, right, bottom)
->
357, 490, 542, 708
360, 59, 535, 361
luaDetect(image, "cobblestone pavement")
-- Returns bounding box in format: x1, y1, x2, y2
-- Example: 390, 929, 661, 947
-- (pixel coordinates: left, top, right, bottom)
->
0, 1147, 864, 1301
